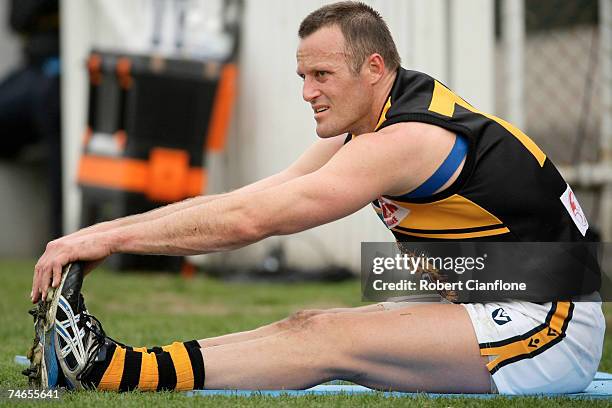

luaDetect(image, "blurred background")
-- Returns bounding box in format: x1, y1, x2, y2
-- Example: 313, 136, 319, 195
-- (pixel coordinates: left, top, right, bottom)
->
0, 0, 610, 279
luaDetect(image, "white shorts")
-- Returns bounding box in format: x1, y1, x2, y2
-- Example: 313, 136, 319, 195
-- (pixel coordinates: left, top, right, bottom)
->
462, 297, 605, 395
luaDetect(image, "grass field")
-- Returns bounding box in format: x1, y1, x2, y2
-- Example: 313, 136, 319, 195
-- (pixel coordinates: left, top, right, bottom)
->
0, 259, 610, 407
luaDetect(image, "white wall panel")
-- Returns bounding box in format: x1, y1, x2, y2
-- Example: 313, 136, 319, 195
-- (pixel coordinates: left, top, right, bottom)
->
61, 0, 92, 234
408, 0, 450, 82
450, 0, 495, 112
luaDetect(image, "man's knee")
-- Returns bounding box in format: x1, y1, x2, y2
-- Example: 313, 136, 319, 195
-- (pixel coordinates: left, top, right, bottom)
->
296, 312, 350, 341
277, 309, 325, 330
295, 313, 361, 377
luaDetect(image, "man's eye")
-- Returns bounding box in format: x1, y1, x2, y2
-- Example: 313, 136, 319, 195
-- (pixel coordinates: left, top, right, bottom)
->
315, 71, 328, 78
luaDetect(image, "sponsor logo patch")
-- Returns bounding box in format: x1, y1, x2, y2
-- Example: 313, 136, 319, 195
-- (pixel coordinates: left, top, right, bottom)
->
491, 307, 512, 325
378, 196, 410, 229
560, 184, 589, 236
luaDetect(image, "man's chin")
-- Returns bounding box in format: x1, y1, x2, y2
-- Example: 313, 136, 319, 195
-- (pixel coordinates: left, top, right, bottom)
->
315, 125, 346, 138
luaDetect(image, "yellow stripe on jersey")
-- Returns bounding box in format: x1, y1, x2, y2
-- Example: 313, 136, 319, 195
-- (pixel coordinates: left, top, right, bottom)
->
98, 345, 126, 391
480, 302, 573, 374
428, 81, 546, 167
375, 97, 392, 131
393, 227, 510, 239
393, 194, 505, 231
162, 342, 194, 391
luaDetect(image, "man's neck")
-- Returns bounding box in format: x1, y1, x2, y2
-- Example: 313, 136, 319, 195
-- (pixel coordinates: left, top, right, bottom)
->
352, 69, 398, 136
372, 69, 397, 127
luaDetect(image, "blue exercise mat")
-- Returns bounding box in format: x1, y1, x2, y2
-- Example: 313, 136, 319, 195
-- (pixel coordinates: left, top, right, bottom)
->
185, 372, 612, 399
12, 356, 612, 398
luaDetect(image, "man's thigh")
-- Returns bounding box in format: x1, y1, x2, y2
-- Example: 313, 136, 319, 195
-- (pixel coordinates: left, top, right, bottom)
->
325, 303, 491, 393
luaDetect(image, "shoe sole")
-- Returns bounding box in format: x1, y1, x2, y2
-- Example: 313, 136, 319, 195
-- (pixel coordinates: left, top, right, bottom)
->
25, 264, 73, 389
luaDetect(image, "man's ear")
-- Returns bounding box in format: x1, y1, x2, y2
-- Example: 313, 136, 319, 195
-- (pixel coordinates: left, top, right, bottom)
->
364, 53, 385, 84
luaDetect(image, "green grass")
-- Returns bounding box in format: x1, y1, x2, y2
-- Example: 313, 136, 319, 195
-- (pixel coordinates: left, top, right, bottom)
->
0, 259, 610, 407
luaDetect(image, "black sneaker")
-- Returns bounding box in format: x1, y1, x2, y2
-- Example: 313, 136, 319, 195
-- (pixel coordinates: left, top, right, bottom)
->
24, 263, 110, 390
24, 263, 81, 389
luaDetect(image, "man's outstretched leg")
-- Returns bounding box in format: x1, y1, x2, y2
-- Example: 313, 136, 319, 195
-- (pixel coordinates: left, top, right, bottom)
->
199, 301, 602, 394
201, 304, 491, 392
74, 302, 490, 392
70, 305, 490, 393
28, 264, 489, 392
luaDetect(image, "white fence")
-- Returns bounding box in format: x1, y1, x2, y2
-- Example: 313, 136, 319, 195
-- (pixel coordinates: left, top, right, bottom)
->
496, 0, 612, 241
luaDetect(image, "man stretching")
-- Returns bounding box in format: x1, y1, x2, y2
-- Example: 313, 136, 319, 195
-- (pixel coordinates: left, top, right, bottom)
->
28, 1, 604, 395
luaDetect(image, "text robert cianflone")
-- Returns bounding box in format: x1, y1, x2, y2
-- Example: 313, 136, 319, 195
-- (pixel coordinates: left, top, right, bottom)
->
372, 253, 486, 275
372, 279, 527, 291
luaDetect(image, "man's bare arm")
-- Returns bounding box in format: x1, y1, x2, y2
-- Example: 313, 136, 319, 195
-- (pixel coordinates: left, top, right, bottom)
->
94, 127, 443, 255
32, 124, 455, 301
100, 123, 458, 256
31, 135, 347, 300
67, 134, 346, 238
68, 170, 294, 238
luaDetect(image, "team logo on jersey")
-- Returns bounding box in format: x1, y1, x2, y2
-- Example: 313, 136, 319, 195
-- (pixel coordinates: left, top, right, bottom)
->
378, 196, 410, 229
560, 184, 589, 236
491, 308, 512, 325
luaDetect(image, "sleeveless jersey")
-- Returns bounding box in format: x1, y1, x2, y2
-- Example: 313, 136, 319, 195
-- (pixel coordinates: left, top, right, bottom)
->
346, 68, 600, 300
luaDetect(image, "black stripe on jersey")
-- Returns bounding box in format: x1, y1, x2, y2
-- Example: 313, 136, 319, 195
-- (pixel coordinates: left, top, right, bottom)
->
394, 223, 506, 235
155, 351, 177, 391
379, 113, 473, 139
147, 346, 163, 354
479, 303, 558, 350
119, 349, 142, 391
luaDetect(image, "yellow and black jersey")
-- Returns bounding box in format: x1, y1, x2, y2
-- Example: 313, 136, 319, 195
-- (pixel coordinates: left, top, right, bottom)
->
351, 67, 596, 244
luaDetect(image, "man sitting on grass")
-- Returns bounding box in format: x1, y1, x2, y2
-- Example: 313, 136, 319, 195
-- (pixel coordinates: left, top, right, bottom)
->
28, 1, 604, 395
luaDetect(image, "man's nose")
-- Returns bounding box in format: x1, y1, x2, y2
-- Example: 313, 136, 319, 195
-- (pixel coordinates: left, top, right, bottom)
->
302, 77, 321, 102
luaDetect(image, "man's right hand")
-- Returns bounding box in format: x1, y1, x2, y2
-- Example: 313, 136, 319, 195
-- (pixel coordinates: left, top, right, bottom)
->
31, 232, 114, 303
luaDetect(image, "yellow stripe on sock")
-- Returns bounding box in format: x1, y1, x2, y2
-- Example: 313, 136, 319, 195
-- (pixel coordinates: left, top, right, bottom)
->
137, 350, 159, 391
133, 347, 148, 353
162, 342, 194, 390
98, 346, 126, 391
